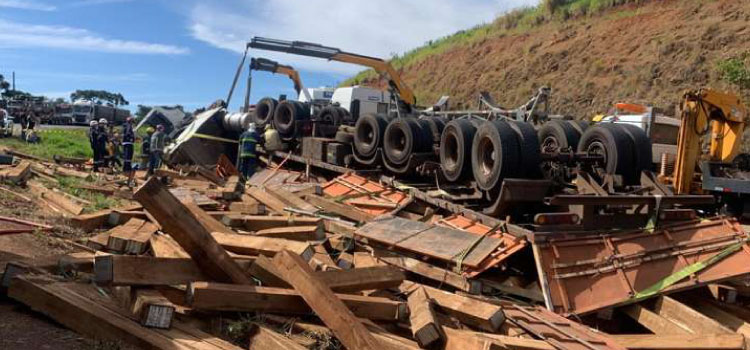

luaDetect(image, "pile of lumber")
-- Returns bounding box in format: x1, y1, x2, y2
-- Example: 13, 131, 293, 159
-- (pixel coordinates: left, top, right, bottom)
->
5, 164, 750, 350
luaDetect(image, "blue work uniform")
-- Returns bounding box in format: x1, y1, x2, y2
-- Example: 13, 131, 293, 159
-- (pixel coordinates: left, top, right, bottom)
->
89, 127, 100, 171
237, 129, 259, 179
122, 123, 135, 172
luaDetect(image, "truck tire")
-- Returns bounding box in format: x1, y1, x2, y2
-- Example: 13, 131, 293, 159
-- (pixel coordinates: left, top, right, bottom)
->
440, 119, 477, 182
336, 107, 354, 124
273, 100, 310, 138
319, 106, 343, 127
384, 118, 430, 166
471, 120, 521, 191
419, 116, 447, 144
538, 120, 580, 153
253, 97, 277, 127
354, 113, 389, 159
577, 124, 637, 185
508, 120, 542, 178
617, 123, 654, 178
567, 120, 590, 135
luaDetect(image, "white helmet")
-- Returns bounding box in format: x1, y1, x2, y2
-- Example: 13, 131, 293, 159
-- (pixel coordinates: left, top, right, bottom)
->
99, 118, 108, 125
89, 120, 98, 127
247, 122, 256, 132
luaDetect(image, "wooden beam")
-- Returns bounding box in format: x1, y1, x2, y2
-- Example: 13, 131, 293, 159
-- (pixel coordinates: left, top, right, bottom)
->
131, 289, 175, 329
263, 186, 318, 213
149, 234, 190, 258
255, 225, 325, 241
222, 214, 322, 231
653, 296, 732, 335
610, 334, 745, 350
312, 244, 339, 269
421, 284, 505, 332
306, 194, 374, 223
408, 286, 442, 348
29, 180, 84, 215
7, 275, 243, 350
249, 255, 405, 293
337, 252, 354, 269
686, 298, 750, 337
211, 231, 314, 261
106, 218, 147, 252
94, 254, 253, 286
272, 250, 390, 350
187, 282, 405, 321
374, 250, 481, 294
248, 324, 307, 350
133, 178, 251, 284
247, 186, 290, 214
621, 304, 690, 335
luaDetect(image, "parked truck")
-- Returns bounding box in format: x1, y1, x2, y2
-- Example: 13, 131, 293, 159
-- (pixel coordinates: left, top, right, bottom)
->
72, 100, 130, 125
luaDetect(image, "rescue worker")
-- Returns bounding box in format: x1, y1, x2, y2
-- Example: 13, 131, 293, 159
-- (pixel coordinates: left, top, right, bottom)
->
96, 119, 109, 171
88, 120, 100, 172
147, 124, 166, 177
263, 124, 283, 152
140, 127, 153, 170
122, 117, 136, 186
19, 104, 30, 140
237, 122, 260, 180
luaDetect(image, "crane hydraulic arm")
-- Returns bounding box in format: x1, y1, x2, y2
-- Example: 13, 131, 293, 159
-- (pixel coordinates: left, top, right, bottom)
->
248, 37, 416, 112
673, 89, 748, 194
250, 57, 304, 96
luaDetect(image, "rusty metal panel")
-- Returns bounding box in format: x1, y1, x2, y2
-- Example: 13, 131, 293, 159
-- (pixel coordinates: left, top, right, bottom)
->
356, 217, 505, 269
437, 214, 528, 278
496, 300, 628, 350
321, 173, 409, 216
533, 217, 750, 315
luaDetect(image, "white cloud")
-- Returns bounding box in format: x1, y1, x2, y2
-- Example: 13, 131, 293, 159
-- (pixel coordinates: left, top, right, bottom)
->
188, 0, 539, 75
0, 19, 189, 55
0, 0, 55, 11
24, 71, 150, 82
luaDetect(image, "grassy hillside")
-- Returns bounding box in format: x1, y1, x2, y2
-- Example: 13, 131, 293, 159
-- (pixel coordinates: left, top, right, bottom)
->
345, 0, 750, 117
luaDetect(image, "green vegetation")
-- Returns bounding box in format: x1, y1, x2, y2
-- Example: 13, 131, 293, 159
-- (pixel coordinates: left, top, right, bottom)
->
717, 53, 750, 90
52, 176, 123, 212
0, 129, 92, 160
343, 0, 648, 86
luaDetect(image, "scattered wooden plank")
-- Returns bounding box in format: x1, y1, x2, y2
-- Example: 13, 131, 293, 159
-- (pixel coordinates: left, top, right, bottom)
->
149, 234, 190, 258
685, 298, 750, 338
211, 231, 314, 262
374, 250, 481, 294
272, 250, 390, 350
354, 252, 386, 268
421, 284, 505, 332
125, 222, 158, 255
94, 254, 253, 286
70, 204, 142, 232
7, 275, 243, 350
247, 186, 290, 214
312, 244, 339, 269
306, 194, 375, 223
29, 180, 84, 215
131, 289, 175, 329
249, 255, 405, 293
133, 178, 251, 284
263, 186, 318, 213
337, 252, 354, 269
248, 324, 307, 350
227, 194, 265, 214
408, 286, 443, 348
610, 334, 745, 350
86, 231, 111, 251
0, 160, 31, 185
222, 214, 322, 231
653, 296, 732, 335
187, 282, 404, 321
255, 225, 325, 241
57, 252, 96, 274
106, 218, 147, 252
621, 304, 690, 335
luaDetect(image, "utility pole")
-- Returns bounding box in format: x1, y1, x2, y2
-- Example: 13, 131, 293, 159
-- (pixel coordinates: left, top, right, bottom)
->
12, 71, 15, 91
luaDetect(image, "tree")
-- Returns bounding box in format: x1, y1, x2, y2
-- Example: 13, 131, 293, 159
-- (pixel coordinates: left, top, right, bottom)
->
70, 90, 129, 107
0, 74, 9, 93
54, 98, 66, 104
135, 104, 152, 118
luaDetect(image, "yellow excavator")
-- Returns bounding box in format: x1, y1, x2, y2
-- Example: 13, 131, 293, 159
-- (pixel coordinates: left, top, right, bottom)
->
250, 57, 306, 98
248, 37, 417, 114
672, 88, 750, 213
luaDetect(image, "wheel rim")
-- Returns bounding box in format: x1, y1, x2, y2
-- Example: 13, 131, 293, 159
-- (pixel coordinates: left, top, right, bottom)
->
478, 136, 496, 178
586, 140, 608, 165
257, 103, 271, 123
387, 125, 408, 161
541, 135, 560, 153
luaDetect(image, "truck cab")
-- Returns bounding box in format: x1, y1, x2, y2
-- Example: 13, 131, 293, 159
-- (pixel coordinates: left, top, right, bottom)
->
331, 86, 392, 121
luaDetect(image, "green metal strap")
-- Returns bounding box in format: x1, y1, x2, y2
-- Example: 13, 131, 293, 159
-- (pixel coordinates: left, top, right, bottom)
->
631, 239, 748, 301
452, 224, 502, 273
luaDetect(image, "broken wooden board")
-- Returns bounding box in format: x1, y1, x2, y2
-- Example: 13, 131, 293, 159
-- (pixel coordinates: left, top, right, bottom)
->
94, 254, 253, 286
0, 215, 52, 235
408, 286, 443, 348
533, 218, 750, 315
373, 249, 481, 294
254, 225, 325, 241
7, 275, 243, 350
131, 289, 175, 329
0, 160, 31, 185
133, 178, 251, 284
358, 216, 504, 271
187, 283, 405, 321
211, 231, 314, 261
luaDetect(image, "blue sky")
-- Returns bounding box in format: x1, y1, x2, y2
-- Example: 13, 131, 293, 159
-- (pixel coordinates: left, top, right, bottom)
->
0, 0, 537, 112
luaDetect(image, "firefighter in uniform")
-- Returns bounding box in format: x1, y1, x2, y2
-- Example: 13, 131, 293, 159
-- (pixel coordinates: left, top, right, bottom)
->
122, 117, 136, 186
237, 123, 259, 180
89, 120, 100, 172
96, 119, 110, 170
